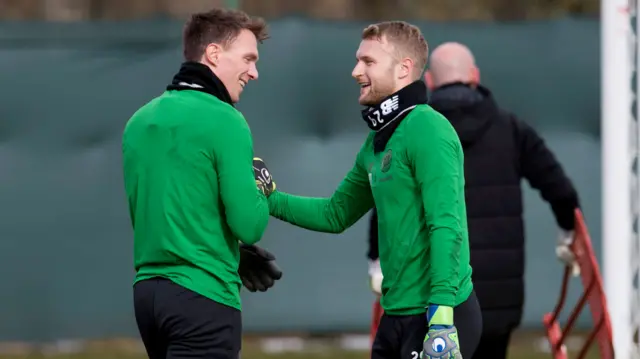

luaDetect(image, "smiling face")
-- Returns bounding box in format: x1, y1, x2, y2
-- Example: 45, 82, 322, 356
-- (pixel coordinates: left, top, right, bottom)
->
181, 8, 268, 104
205, 29, 259, 103
352, 37, 400, 106
352, 21, 430, 106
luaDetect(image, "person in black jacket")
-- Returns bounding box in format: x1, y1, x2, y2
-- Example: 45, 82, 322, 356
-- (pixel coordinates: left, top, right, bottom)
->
366, 42, 581, 359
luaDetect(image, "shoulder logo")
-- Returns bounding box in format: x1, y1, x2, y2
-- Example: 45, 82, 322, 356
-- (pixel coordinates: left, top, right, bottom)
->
381, 149, 393, 173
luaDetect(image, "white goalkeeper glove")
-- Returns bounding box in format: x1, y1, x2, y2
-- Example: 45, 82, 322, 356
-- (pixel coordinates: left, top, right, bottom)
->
555, 229, 580, 276
368, 259, 383, 296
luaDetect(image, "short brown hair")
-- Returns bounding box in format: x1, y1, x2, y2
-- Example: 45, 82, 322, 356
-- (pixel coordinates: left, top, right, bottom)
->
362, 21, 429, 77
182, 8, 269, 61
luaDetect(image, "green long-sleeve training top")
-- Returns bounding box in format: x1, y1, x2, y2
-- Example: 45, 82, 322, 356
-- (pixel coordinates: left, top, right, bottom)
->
269, 105, 473, 314
122, 89, 269, 310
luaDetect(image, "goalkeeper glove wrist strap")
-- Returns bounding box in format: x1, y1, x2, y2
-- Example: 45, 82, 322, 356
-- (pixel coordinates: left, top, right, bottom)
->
427, 304, 454, 328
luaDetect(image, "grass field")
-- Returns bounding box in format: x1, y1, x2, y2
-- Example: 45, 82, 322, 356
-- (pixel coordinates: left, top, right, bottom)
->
0, 330, 601, 359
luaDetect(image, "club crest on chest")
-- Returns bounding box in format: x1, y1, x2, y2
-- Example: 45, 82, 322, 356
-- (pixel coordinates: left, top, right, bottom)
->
367, 149, 394, 186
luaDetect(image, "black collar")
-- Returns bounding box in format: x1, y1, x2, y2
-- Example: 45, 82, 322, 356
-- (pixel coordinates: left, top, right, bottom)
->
166, 62, 234, 106
361, 80, 428, 153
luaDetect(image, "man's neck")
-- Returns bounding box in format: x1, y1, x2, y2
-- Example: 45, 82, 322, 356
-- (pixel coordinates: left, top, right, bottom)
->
167, 61, 234, 106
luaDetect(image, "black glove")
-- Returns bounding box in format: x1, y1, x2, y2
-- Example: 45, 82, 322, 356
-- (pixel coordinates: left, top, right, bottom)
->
238, 244, 283, 292
253, 157, 276, 197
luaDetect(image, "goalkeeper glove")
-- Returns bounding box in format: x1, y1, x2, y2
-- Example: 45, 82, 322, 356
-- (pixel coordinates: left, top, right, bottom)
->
421, 304, 462, 359
238, 244, 283, 292
253, 157, 276, 197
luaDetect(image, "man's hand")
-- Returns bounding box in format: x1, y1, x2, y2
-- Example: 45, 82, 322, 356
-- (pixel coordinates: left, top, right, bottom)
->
368, 259, 383, 296
238, 244, 283, 292
421, 305, 462, 359
556, 229, 580, 276
253, 157, 276, 197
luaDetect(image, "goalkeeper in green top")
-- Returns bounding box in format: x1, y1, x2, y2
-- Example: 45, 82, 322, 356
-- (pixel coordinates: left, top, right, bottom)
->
254, 21, 482, 359
123, 8, 282, 359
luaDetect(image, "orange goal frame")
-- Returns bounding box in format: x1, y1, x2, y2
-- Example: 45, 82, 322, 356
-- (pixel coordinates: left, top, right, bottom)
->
370, 298, 384, 346
542, 209, 614, 359
370, 209, 615, 359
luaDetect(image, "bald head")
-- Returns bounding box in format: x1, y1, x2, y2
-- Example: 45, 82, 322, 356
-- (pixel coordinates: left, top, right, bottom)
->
426, 42, 479, 88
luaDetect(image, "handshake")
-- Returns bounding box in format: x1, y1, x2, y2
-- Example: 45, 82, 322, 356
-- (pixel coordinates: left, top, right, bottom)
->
237, 158, 280, 293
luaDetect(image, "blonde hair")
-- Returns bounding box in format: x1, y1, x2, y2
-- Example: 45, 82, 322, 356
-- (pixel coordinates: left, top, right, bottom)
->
361, 21, 429, 77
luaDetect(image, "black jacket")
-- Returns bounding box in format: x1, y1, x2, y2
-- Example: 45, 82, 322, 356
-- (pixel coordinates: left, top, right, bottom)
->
367, 83, 579, 335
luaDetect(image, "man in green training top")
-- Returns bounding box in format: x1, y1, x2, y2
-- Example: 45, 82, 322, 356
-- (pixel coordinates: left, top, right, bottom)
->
253, 22, 482, 359
122, 8, 282, 359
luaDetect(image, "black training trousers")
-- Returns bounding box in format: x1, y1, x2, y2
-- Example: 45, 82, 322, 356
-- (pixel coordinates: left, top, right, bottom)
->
133, 278, 242, 359
371, 291, 482, 359
471, 331, 512, 359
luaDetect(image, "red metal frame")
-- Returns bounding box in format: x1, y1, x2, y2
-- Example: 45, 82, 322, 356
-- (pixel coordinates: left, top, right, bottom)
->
543, 209, 614, 359
370, 209, 614, 358
370, 298, 384, 346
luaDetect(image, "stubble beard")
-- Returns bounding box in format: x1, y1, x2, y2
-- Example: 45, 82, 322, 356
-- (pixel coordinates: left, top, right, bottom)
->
360, 80, 395, 106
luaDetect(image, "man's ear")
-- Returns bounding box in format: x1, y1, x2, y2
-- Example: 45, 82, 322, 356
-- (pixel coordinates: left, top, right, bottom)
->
204, 43, 223, 66
470, 66, 481, 85
424, 71, 435, 90
399, 57, 414, 80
